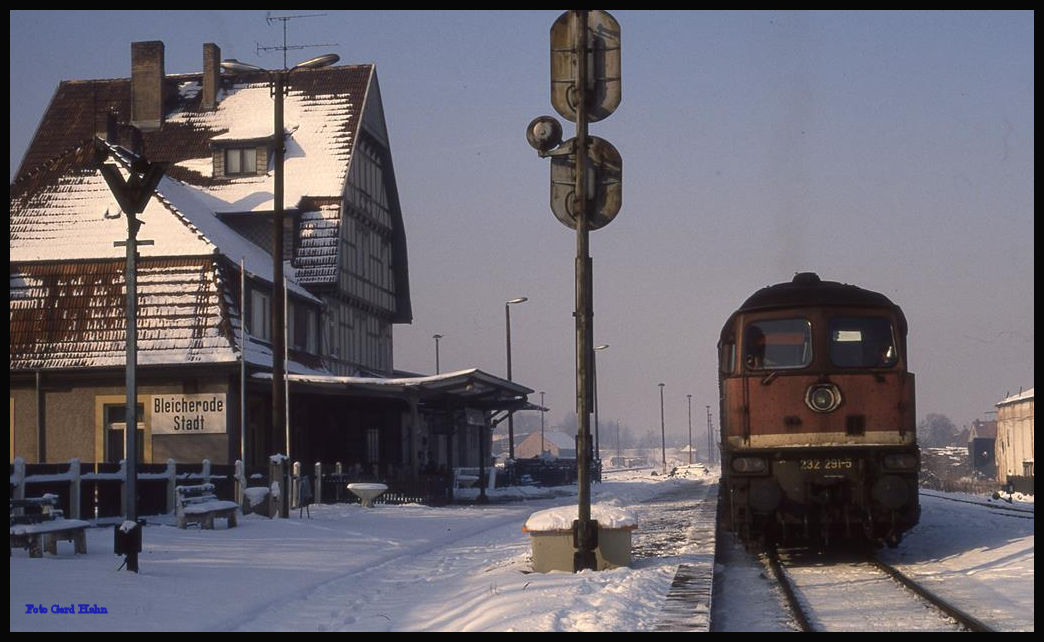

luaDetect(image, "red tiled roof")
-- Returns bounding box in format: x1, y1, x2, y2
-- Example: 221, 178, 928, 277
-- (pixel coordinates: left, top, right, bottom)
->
10, 258, 238, 371
16, 67, 371, 184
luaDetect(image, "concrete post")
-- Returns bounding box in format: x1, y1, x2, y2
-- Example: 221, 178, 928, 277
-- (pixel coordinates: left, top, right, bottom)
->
69, 458, 81, 519
314, 462, 323, 504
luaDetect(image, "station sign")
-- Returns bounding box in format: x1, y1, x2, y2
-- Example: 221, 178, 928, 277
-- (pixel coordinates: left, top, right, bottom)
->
151, 393, 227, 434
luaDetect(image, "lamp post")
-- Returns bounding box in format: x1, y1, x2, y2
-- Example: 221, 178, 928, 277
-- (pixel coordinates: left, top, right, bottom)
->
505, 296, 528, 460
221, 53, 339, 518
707, 405, 713, 466
433, 334, 443, 374
687, 394, 693, 465
593, 344, 609, 463
540, 391, 546, 457
616, 420, 621, 461
659, 383, 666, 474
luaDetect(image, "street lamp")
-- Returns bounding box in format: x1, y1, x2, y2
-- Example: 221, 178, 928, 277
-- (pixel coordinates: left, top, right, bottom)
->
659, 383, 667, 474
687, 394, 693, 465
540, 391, 546, 457
706, 405, 714, 467
593, 344, 609, 463
221, 53, 339, 518
504, 296, 528, 460
433, 334, 443, 374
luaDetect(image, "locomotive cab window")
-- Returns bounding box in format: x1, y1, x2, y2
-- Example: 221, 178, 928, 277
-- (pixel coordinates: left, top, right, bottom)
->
719, 329, 736, 374
829, 316, 898, 368
744, 318, 812, 370
720, 342, 736, 374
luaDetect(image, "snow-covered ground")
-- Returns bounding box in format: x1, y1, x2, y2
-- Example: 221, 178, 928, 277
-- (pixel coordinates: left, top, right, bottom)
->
9, 466, 1033, 631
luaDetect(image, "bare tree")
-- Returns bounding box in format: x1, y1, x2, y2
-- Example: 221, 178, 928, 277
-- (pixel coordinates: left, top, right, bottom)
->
918, 413, 958, 448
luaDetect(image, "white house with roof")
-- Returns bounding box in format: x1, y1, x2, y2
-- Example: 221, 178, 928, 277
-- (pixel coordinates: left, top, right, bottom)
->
995, 387, 1034, 488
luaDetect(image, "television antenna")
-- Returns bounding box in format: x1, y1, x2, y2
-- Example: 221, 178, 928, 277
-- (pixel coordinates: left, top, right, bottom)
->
258, 12, 339, 70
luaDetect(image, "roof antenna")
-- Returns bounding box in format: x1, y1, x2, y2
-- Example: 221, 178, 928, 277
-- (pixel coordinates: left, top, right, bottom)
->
258, 12, 339, 70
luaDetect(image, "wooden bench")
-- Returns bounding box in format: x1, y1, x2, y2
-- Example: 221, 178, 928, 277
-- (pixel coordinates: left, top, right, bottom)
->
10, 496, 89, 558
175, 483, 239, 529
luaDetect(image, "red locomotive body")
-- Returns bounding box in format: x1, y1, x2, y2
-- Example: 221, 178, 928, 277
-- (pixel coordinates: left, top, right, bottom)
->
718, 273, 919, 547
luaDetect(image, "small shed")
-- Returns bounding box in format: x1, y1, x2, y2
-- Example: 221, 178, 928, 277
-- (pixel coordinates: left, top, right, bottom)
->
967, 419, 997, 477
515, 430, 576, 459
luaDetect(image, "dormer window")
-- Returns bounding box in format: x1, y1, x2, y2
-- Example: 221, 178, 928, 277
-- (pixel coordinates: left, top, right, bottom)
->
225, 147, 258, 176
211, 137, 268, 178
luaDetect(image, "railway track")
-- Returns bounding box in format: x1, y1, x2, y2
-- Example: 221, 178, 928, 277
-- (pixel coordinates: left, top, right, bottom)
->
761, 546, 997, 632
642, 482, 1020, 632
919, 489, 1034, 519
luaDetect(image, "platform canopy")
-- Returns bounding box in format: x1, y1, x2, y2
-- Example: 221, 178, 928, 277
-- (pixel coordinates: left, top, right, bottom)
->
253, 368, 538, 413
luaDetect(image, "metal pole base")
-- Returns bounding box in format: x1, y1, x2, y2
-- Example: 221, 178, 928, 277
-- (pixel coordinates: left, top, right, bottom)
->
573, 551, 597, 572
126, 551, 139, 573
572, 518, 599, 572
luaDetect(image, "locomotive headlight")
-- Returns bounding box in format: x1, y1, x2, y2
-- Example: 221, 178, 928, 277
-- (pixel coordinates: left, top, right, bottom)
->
872, 475, 910, 509
883, 453, 918, 470
731, 456, 768, 474
805, 383, 842, 413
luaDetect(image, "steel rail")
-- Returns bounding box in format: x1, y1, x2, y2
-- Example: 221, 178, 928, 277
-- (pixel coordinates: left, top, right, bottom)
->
868, 556, 997, 632
919, 490, 1034, 516
762, 546, 814, 632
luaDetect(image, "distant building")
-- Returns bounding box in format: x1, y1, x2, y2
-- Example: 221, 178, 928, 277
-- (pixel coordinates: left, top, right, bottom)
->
966, 419, 997, 478
515, 430, 576, 459
995, 388, 1034, 489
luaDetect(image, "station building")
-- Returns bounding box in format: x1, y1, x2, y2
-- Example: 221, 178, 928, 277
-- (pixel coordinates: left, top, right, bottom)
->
9, 41, 533, 480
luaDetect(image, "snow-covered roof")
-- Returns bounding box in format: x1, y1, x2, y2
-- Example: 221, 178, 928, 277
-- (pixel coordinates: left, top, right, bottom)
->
997, 387, 1034, 406
255, 368, 535, 410
10, 145, 213, 263
9, 54, 400, 372
10, 257, 238, 370
12, 63, 377, 291
170, 75, 359, 209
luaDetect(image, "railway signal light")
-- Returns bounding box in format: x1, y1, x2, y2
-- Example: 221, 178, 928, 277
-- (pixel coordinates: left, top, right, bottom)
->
550, 10, 621, 123
526, 115, 563, 154
527, 9, 623, 573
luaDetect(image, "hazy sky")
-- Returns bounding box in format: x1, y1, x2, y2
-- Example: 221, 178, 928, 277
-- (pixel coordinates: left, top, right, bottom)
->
9, 10, 1034, 448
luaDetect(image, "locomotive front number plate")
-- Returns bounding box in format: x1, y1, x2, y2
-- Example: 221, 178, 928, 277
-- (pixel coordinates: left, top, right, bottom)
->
799, 457, 854, 471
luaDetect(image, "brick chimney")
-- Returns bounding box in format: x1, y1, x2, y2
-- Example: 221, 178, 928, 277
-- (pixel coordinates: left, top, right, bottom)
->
131, 41, 165, 131
202, 43, 221, 110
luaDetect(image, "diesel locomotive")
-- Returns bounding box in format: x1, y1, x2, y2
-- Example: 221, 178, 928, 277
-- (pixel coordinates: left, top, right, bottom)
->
718, 273, 919, 547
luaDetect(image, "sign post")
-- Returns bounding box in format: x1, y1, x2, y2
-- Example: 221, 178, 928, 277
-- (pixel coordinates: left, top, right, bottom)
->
99, 145, 164, 573
527, 9, 622, 572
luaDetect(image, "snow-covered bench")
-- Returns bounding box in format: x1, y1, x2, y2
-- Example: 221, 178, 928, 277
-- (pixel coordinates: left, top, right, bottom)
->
10, 496, 89, 558
175, 483, 239, 529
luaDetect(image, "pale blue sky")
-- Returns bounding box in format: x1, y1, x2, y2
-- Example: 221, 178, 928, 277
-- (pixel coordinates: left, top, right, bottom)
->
10, 11, 1034, 445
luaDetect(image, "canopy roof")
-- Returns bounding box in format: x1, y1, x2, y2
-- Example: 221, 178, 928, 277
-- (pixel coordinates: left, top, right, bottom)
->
254, 368, 536, 412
